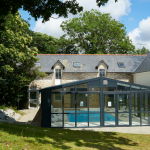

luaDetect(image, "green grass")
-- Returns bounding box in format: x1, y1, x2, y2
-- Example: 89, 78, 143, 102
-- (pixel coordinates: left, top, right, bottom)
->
0, 122, 150, 150
0, 106, 25, 116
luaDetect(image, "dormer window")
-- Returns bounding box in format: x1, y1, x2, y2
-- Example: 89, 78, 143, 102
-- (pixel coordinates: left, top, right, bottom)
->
118, 62, 125, 68
99, 69, 105, 77
74, 62, 80, 67
35, 62, 40, 67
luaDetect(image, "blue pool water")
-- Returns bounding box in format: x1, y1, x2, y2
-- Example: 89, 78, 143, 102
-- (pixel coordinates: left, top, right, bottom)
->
65, 110, 120, 122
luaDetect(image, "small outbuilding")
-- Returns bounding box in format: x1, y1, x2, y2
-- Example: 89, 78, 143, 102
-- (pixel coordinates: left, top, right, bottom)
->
39, 77, 150, 128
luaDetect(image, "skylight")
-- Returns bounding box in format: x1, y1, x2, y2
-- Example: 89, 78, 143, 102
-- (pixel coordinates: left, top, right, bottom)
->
74, 62, 80, 67
35, 62, 40, 67
118, 62, 125, 67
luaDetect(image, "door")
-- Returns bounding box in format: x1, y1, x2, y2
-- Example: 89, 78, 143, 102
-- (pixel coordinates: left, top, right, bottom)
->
55, 69, 61, 85
103, 94, 116, 126
117, 94, 130, 126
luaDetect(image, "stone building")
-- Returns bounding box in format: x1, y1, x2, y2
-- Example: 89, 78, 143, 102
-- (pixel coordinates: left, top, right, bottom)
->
28, 53, 150, 109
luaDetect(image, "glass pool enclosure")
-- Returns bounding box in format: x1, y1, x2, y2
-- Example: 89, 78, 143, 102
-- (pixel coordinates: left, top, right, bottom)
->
40, 77, 150, 128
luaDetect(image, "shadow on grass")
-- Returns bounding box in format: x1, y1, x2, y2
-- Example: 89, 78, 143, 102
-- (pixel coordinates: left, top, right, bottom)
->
0, 122, 138, 150
0, 123, 138, 150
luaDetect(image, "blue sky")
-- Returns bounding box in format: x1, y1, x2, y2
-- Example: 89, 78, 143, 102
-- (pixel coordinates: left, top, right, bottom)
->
19, 0, 150, 51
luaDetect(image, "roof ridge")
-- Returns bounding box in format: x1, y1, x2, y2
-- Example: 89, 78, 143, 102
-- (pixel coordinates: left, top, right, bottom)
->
38, 54, 147, 56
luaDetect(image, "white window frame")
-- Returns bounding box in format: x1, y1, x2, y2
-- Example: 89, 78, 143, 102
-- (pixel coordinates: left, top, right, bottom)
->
55, 69, 61, 79
54, 94, 62, 101
99, 69, 105, 77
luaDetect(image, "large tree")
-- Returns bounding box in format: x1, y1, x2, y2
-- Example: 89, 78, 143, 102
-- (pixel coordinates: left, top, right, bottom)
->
0, 11, 46, 106
135, 46, 149, 55
60, 9, 135, 54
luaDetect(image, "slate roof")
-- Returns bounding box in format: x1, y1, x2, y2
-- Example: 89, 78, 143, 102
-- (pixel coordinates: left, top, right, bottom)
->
134, 52, 150, 73
36, 54, 146, 73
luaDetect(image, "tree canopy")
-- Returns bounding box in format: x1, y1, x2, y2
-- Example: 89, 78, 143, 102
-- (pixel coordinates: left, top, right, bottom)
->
0, 11, 46, 106
60, 9, 135, 54
135, 46, 149, 55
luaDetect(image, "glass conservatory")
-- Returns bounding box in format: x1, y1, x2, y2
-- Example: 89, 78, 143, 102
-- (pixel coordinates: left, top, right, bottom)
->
40, 77, 150, 128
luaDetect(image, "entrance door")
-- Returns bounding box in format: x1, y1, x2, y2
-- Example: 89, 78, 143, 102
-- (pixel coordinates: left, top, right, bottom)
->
103, 94, 116, 126
117, 94, 130, 126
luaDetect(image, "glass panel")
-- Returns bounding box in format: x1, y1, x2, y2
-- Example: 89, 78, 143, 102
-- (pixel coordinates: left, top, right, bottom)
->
52, 88, 62, 92
104, 113, 115, 126
104, 94, 115, 112
89, 94, 100, 112
64, 114, 75, 127
64, 94, 75, 113
77, 114, 88, 127
103, 87, 116, 91
77, 94, 88, 112
77, 83, 88, 91
55, 69, 61, 79
118, 94, 129, 112
117, 83, 130, 91
51, 114, 63, 127
131, 85, 140, 91
89, 87, 100, 91
30, 92, 36, 99
142, 113, 150, 125
100, 69, 105, 77
51, 94, 62, 113
131, 93, 140, 111
141, 87, 149, 91
132, 112, 140, 125
142, 93, 150, 111
74, 62, 80, 67
118, 113, 129, 125
63, 86, 75, 92
89, 113, 100, 127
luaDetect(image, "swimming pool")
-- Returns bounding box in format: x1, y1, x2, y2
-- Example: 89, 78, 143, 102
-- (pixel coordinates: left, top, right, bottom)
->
65, 110, 120, 122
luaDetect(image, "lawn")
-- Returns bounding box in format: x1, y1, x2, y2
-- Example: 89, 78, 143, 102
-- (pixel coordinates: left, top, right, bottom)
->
0, 122, 150, 150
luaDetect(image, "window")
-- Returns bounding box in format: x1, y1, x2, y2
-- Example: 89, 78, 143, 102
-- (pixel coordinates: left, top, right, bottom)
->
99, 69, 105, 77
74, 62, 80, 67
55, 94, 62, 101
118, 62, 125, 67
55, 69, 61, 79
35, 62, 40, 67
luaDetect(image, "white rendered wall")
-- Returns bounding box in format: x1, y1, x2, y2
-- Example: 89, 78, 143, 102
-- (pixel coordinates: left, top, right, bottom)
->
134, 71, 150, 87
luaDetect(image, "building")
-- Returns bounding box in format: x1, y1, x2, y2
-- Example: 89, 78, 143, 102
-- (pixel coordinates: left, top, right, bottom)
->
28, 53, 150, 109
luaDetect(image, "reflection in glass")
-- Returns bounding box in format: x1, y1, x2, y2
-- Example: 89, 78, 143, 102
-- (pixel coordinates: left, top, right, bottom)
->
103, 87, 116, 91
89, 94, 100, 112
104, 113, 115, 126
89, 87, 100, 91
89, 113, 100, 127
142, 113, 150, 125
118, 94, 129, 112
30, 92, 36, 99
118, 114, 129, 125
63, 86, 75, 92
104, 94, 115, 112
77, 94, 88, 111
51, 114, 63, 127
131, 93, 140, 111
64, 94, 75, 113
77, 83, 88, 91
51, 94, 62, 113
131, 86, 140, 91
117, 83, 130, 91
142, 93, 150, 111
132, 112, 140, 125
52, 88, 62, 92
64, 114, 75, 127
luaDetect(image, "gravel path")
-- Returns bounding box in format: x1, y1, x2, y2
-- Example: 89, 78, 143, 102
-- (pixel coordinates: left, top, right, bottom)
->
14, 108, 41, 127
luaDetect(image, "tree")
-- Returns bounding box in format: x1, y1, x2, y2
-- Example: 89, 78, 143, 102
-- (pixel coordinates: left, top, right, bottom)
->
135, 46, 149, 55
60, 9, 135, 54
28, 32, 59, 54
0, 11, 46, 106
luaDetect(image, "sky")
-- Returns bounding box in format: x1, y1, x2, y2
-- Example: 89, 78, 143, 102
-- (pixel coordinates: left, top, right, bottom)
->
18, 0, 150, 51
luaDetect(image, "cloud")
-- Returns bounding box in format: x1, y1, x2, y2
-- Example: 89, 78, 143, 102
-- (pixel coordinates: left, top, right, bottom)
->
128, 17, 150, 50
33, 0, 132, 38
